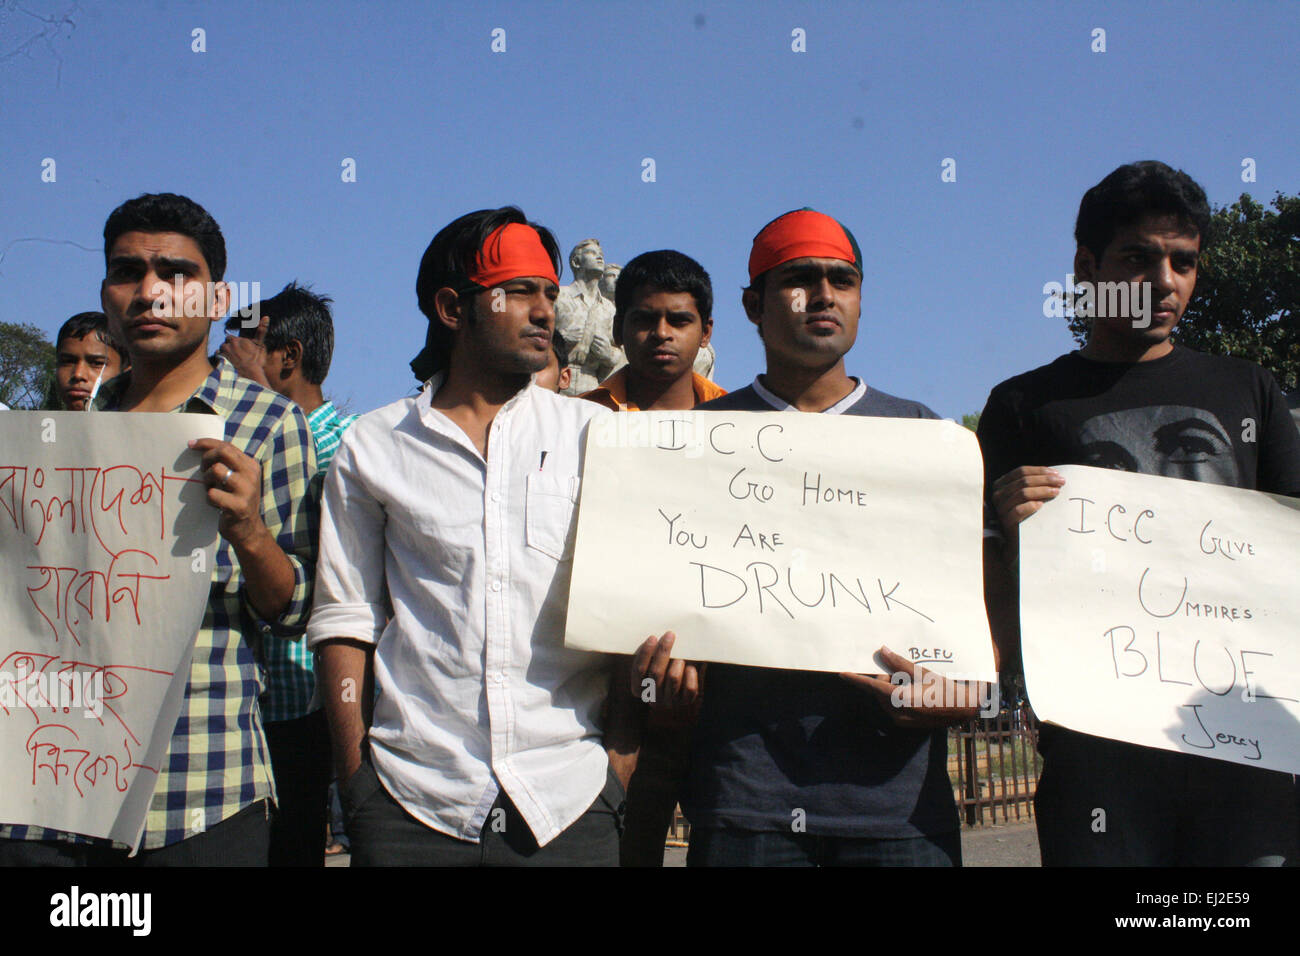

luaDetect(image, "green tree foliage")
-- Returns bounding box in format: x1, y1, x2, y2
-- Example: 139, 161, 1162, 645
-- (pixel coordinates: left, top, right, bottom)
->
961, 412, 981, 432
1067, 192, 1299, 390
0, 321, 55, 409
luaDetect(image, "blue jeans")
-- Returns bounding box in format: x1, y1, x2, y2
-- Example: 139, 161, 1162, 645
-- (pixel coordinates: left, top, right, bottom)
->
686, 827, 960, 867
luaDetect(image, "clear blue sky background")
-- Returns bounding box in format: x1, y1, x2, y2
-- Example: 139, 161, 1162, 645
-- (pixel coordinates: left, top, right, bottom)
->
3, 0, 1298, 418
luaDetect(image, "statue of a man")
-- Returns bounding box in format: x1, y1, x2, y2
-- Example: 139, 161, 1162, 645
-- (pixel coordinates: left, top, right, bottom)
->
554, 239, 624, 395
599, 263, 621, 301
693, 341, 717, 381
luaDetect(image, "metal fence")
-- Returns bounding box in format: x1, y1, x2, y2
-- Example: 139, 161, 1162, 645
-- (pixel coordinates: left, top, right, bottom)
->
948, 703, 1042, 826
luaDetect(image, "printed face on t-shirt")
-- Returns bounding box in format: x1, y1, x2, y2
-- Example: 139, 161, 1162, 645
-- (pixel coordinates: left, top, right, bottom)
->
1077, 405, 1239, 486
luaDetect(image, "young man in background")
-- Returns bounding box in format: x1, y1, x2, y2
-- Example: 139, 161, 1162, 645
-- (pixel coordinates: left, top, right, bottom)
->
47, 311, 128, 410
221, 281, 356, 866
581, 249, 725, 867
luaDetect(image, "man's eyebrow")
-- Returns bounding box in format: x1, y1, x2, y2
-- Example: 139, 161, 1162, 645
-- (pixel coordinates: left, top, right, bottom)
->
105, 253, 204, 274
1113, 241, 1161, 256
154, 255, 202, 274
776, 263, 859, 282
504, 278, 555, 292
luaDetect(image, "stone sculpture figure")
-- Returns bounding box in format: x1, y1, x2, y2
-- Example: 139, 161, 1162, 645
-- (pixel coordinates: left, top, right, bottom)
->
554, 239, 624, 395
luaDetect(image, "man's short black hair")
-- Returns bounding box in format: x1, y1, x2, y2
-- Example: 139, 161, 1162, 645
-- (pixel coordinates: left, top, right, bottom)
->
1075, 161, 1211, 261
55, 311, 127, 361
410, 206, 561, 380
551, 330, 570, 369
103, 192, 227, 282
614, 249, 713, 326
250, 281, 337, 385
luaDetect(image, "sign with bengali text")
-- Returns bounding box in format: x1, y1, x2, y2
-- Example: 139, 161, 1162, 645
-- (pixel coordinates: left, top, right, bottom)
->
0, 411, 221, 849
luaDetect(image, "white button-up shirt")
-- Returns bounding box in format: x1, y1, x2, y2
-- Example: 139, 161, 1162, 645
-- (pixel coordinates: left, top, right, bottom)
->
307, 375, 612, 846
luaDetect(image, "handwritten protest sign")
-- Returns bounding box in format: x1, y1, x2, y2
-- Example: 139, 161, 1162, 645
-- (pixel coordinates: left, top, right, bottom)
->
1020, 465, 1300, 774
565, 411, 996, 679
0, 412, 221, 849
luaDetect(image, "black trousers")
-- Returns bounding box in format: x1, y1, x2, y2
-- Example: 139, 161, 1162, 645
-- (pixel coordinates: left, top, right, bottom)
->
342, 758, 624, 866
265, 709, 332, 867
0, 799, 271, 867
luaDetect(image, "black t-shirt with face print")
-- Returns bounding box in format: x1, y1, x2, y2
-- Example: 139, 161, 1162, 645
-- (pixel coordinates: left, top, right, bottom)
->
977, 345, 1300, 503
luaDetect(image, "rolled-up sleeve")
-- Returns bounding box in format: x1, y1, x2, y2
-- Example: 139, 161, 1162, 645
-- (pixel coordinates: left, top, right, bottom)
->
306, 426, 388, 649
251, 404, 319, 635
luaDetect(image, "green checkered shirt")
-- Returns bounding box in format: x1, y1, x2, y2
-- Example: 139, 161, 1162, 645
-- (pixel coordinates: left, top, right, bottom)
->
260, 401, 357, 723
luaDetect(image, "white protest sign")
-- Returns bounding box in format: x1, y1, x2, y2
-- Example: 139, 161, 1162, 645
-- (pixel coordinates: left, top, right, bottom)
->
0, 412, 221, 848
1020, 464, 1300, 773
566, 410, 996, 679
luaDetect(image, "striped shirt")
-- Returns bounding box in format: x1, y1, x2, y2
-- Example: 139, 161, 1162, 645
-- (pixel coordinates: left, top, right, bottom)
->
307, 401, 359, 474
2, 356, 318, 850
260, 401, 358, 723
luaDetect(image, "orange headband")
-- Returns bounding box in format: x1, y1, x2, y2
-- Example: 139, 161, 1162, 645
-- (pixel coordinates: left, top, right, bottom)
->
468, 222, 559, 288
748, 209, 859, 282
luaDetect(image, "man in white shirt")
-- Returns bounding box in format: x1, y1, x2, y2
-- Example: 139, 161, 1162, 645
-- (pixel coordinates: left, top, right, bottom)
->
308, 207, 638, 865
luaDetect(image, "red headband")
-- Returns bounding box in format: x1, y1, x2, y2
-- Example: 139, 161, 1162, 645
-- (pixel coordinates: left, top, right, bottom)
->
748, 209, 857, 282
468, 222, 559, 288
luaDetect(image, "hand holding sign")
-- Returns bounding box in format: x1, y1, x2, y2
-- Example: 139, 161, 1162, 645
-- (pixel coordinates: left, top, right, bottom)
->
631, 631, 702, 718
189, 437, 263, 544
991, 465, 1066, 547
840, 645, 993, 729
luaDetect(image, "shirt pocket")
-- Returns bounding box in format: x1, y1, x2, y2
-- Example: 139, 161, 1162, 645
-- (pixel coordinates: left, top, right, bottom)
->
525, 472, 581, 562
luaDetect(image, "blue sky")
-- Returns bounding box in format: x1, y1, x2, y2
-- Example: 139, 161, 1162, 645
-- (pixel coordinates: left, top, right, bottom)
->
3, 0, 1298, 417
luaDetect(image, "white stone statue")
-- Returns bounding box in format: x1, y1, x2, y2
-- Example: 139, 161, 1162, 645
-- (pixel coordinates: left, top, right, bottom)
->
554, 239, 624, 395
599, 263, 621, 301
693, 341, 717, 381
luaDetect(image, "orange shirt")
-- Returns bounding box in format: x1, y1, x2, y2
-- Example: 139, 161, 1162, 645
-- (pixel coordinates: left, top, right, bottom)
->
581, 367, 727, 411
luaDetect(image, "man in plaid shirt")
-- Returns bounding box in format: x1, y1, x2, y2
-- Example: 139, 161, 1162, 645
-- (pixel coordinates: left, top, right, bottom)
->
0, 193, 318, 866
220, 281, 357, 865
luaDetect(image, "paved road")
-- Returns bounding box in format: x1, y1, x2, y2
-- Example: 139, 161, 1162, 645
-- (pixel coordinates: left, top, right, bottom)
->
959, 819, 1041, 867
326, 819, 1042, 867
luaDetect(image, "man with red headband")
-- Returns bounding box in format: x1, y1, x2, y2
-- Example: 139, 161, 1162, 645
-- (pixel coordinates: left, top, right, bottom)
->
308, 207, 639, 865
643, 208, 978, 866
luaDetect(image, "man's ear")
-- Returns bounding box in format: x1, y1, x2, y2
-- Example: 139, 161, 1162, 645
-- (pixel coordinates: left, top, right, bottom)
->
700, 316, 713, 348
208, 281, 232, 326
434, 287, 467, 332
558, 367, 572, 391
612, 314, 623, 347
101, 280, 124, 340
1073, 246, 1097, 285
741, 288, 765, 326
283, 339, 303, 372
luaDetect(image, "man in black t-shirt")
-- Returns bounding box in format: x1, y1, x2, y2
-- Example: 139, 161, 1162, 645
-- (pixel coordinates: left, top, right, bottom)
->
636, 208, 982, 867
978, 161, 1300, 866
